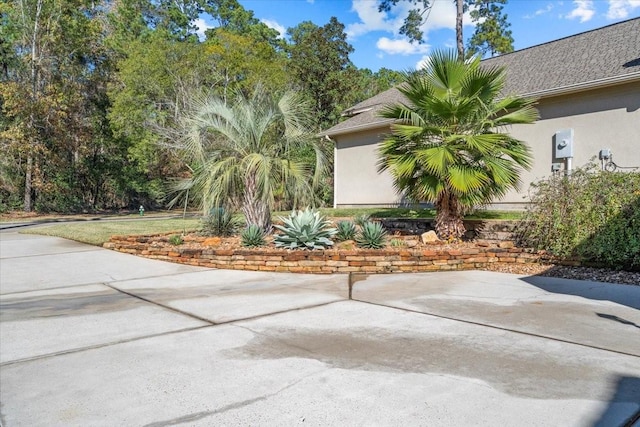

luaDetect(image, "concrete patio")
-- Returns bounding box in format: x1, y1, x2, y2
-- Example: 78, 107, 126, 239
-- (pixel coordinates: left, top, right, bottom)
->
1, 231, 639, 426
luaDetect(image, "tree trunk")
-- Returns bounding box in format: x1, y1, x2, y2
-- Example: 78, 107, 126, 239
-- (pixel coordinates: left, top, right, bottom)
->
22, 0, 43, 212
242, 172, 271, 232
435, 191, 465, 240
456, 0, 464, 60
24, 154, 33, 212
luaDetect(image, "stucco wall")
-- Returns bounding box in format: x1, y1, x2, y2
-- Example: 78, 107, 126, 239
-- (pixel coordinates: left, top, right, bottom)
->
333, 81, 640, 209
333, 127, 402, 207
499, 81, 640, 207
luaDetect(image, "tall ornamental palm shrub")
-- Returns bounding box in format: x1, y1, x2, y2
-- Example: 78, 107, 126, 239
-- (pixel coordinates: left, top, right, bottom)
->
170, 89, 327, 231
378, 50, 538, 239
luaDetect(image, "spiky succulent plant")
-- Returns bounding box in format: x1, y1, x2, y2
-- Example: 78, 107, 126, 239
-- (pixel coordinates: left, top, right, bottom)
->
355, 221, 387, 249
273, 208, 336, 250
335, 220, 357, 241
241, 224, 266, 247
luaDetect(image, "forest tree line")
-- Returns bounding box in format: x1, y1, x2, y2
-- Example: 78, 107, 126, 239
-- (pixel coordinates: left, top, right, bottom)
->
0, 0, 512, 213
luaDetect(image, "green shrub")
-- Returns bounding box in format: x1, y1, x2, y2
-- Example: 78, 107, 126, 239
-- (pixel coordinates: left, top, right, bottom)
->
335, 220, 357, 241
168, 234, 184, 245
273, 208, 336, 250
241, 224, 266, 247
517, 164, 640, 269
201, 207, 239, 236
356, 221, 387, 249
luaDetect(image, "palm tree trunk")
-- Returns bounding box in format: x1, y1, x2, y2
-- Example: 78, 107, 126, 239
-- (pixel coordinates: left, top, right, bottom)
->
456, 0, 464, 60
435, 192, 466, 240
242, 172, 271, 232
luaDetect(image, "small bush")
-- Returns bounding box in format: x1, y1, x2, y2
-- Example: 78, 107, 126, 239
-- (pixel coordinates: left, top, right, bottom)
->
517, 164, 640, 269
168, 234, 184, 245
356, 221, 387, 249
273, 208, 336, 250
335, 220, 357, 241
241, 224, 266, 247
201, 207, 239, 236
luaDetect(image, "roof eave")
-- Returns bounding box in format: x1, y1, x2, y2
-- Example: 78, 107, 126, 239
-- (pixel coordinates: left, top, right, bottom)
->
322, 119, 394, 138
522, 72, 640, 99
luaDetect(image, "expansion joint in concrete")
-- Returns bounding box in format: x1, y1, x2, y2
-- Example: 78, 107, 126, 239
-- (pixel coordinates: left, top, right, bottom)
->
351, 298, 640, 359
0, 325, 212, 367
105, 284, 217, 325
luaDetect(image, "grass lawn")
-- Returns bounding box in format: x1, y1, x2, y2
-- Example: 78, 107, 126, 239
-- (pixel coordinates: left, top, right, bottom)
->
23, 218, 201, 246
316, 207, 523, 220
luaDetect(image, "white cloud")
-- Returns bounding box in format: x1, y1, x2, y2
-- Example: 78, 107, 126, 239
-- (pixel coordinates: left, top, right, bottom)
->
565, 0, 595, 22
193, 18, 214, 41
346, 0, 397, 38
260, 19, 286, 38
377, 37, 430, 55
307, 0, 314, 3
606, 0, 640, 19
524, 3, 554, 19
346, 0, 473, 40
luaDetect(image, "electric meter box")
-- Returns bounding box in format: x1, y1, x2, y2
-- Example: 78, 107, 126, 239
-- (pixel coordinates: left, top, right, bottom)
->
555, 129, 574, 159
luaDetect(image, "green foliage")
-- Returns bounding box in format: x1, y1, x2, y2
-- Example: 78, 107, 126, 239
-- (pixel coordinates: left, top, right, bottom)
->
517, 165, 640, 270
378, 49, 537, 239
168, 234, 184, 245
201, 207, 239, 237
356, 221, 388, 249
286, 17, 355, 127
241, 224, 267, 247
204, 29, 287, 97
354, 213, 371, 227
466, 0, 513, 57
335, 220, 357, 241
273, 208, 336, 250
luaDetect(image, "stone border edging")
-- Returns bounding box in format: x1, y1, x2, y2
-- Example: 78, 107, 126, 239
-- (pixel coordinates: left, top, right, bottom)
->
104, 235, 577, 274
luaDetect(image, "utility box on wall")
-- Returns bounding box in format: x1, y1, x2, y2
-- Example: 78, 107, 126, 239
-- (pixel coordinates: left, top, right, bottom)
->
555, 129, 574, 159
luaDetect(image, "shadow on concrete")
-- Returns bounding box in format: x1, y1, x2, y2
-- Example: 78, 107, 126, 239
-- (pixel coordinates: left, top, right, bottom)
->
519, 274, 640, 311
590, 375, 640, 427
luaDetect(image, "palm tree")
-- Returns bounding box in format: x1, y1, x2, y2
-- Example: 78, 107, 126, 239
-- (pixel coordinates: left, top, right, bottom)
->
170, 88, 327, 231
378, 50, 538, 240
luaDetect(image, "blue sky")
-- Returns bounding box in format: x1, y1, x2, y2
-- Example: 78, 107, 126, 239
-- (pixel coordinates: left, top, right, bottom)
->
195, 0, 640, 71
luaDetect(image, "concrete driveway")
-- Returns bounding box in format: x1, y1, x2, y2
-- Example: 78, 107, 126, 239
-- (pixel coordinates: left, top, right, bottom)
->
1, 231, 639, 426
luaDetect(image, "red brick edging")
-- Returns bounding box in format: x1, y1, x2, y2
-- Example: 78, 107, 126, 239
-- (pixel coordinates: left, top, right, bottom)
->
104, 235, 575, 274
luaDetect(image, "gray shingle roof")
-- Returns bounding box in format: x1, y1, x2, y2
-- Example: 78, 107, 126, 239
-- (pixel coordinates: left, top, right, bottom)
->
324, 17, 640, 137
483, 17, 640, 96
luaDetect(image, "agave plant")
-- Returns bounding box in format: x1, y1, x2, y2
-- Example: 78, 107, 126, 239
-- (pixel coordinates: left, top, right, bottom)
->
335, 220, 357, 241
356, 221, 388, 249
201, 207, 239, 236
273, 208, 336, 250
241, 224, 267, 247
354, 213, 371, 228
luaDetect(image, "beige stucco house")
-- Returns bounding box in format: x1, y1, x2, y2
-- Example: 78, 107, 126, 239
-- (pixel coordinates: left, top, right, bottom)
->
324, 18, 640, 209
